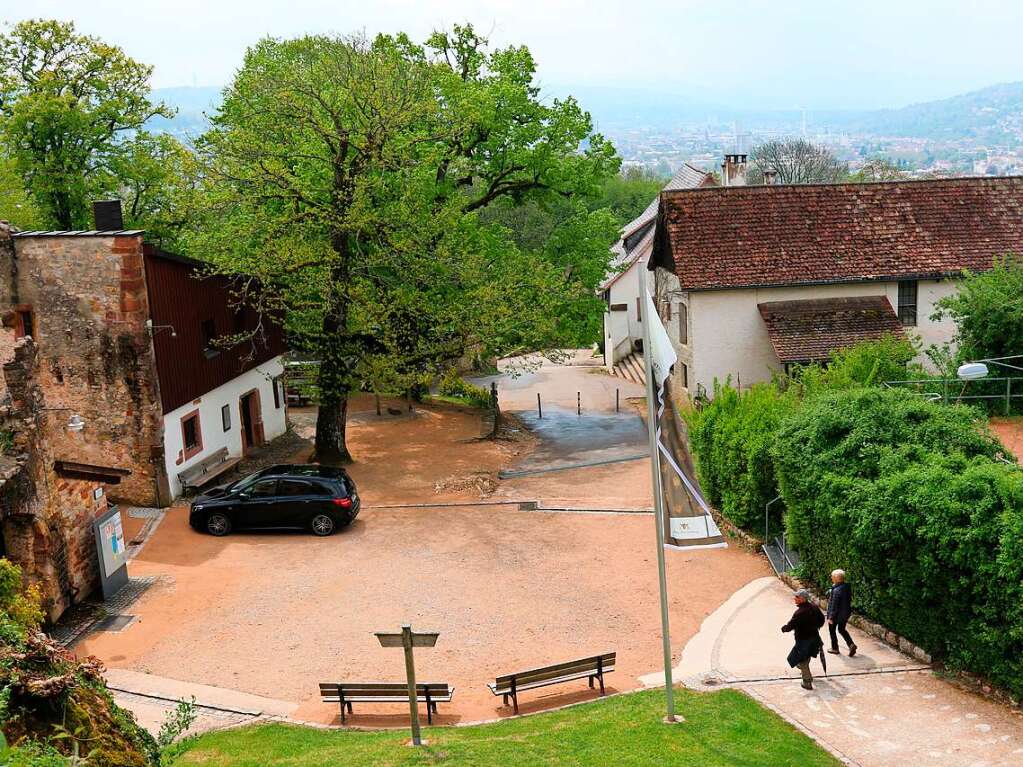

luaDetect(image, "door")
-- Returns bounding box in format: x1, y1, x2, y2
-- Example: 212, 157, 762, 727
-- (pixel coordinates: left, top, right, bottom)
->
275, 479, 320, 527
235, 479, 279, 528
240, 393, 255, 454
239, 390, 265, 455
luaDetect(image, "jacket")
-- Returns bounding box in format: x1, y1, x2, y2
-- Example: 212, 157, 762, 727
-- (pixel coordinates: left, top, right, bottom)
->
827, 582, 852, 623
782, 600, 825, 667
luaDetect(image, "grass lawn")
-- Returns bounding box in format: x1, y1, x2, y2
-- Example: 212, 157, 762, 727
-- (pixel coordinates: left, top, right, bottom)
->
171, 687, 838, 766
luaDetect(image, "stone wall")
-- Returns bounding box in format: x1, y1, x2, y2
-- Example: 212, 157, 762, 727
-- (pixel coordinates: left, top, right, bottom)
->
0, 338, 110, 620
0, 229, 166, 505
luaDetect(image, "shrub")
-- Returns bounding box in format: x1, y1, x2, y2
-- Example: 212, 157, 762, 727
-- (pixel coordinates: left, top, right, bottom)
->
794, 333, 922, 395
685, 381, 798, 533
438, 369, 493, 410
773, 387, 1023, 695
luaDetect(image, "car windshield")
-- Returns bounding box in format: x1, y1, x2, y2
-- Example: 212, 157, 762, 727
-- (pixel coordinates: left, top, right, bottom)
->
229, 470, 268, 493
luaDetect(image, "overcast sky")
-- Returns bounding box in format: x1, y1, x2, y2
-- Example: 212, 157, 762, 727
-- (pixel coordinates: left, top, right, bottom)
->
10, 0, 1023, 110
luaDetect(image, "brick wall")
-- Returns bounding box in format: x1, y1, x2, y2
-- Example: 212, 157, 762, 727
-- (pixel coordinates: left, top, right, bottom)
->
0, 230, 167, 505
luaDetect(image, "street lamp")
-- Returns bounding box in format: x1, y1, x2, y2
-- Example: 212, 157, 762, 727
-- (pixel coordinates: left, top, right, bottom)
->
957, 354, 1023, 380
37, 407, 86, 432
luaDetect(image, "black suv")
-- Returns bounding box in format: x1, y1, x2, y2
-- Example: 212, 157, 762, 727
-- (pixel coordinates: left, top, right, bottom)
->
189, 464, 360, 537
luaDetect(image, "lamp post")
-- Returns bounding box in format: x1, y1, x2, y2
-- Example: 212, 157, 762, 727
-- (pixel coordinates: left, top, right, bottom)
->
957, 354, 1023, 415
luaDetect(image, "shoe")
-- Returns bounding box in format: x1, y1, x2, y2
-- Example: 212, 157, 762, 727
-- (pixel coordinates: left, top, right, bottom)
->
848, 644, 858, 657
801, 681, 813, 690
827, 648, 840, 655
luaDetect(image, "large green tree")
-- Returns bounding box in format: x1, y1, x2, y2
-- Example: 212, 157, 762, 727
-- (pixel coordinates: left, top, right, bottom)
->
0, 19, 174, 228
180, 26, 618, 461
932, 255, 1023, 362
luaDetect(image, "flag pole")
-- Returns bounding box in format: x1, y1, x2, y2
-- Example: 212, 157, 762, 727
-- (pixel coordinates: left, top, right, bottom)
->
639, 273, 677, 721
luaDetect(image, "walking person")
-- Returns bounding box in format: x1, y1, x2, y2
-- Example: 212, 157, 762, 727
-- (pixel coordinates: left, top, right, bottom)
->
781, 589, 826, 690
826, 569, 857, 657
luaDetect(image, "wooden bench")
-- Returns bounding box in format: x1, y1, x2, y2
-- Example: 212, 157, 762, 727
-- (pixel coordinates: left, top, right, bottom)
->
318, 682, 454, 724
488, 651, 616, 714
178, 447, 242, 493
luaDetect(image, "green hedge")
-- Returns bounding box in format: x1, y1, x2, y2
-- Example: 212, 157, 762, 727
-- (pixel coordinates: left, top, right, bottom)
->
685, 382, 798, 533
773, 388, 1023, 695
438, 369, 493, 410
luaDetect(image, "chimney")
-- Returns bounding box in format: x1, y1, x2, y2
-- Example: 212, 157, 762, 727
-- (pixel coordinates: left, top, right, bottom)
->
721, 154, 747, 187
763, 168, 778, 186
92, 199, 124, 231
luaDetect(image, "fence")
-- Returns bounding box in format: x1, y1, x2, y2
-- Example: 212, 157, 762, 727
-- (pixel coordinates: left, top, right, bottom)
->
884, 376, 1023, 415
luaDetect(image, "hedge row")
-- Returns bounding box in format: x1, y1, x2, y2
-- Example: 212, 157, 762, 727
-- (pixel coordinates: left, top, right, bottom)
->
774, 388, 1023, 696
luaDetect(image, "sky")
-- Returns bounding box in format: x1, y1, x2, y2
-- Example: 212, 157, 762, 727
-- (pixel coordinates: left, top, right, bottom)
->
10, 0, 1023, 110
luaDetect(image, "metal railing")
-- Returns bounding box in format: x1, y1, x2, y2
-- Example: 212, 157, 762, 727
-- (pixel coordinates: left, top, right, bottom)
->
884, 376, 1023, 415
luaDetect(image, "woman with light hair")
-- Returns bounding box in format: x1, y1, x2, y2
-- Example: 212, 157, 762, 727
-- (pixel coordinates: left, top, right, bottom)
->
826, 569, 857, 657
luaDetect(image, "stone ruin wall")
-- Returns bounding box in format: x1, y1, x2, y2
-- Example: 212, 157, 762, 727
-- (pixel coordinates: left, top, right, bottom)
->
0, 227, 167, 506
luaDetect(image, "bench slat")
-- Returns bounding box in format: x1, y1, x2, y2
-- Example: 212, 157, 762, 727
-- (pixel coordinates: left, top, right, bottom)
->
489, 664, 616, 695
493, 653, 616, 687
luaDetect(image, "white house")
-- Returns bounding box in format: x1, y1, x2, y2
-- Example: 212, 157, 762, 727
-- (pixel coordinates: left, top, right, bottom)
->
648, 175, 1023, 401
601, 162, 716, 380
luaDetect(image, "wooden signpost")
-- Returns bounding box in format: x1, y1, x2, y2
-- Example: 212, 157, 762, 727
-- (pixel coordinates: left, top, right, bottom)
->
374, 624, 439, 746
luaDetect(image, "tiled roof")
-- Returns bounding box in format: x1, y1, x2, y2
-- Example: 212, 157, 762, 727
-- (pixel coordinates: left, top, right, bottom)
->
601, 163, 714, 291
654, 177, 1023, 290
758, 296, 905, 363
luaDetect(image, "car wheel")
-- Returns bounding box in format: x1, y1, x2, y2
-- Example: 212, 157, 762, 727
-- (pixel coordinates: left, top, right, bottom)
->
206, 512, 232, 537
310, 513, 336, 536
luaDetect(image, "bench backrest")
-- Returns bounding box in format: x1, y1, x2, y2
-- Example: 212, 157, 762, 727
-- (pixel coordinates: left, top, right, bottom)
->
493, 652, 616, 692
179, 447, 231, 481
320, 682, 450, 698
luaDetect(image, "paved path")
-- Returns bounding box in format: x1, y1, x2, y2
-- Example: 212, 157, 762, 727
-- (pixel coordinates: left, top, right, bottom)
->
647, 577, 1023, 766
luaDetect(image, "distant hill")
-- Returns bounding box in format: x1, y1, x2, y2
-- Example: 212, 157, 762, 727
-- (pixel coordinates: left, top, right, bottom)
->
825, 81, 1023, 141
148, 81, 1023, 145
148, 86, 221, 139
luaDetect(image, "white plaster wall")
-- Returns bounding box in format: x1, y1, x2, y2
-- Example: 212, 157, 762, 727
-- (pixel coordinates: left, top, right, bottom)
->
688, 280, 962, 396
162, 355, 287, 499
604, 261, 649, 364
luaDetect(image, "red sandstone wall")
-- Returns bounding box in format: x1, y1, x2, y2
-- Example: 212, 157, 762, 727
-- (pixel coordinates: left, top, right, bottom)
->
1, 233, 166, 506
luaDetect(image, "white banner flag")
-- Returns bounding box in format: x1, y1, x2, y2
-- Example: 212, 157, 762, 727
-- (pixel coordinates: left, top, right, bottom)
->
643, 289, 726, 550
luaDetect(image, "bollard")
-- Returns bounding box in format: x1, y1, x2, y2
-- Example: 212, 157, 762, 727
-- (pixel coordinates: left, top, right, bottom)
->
577, 391, 581, 415
537, 392, 542, 419
616, 388, 620, 413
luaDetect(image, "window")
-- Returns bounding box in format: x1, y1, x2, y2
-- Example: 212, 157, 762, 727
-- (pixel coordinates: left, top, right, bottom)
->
678, 303, 688, 345
898, 280, 918, 326
665, 302, 672, 321
636, 297, 642, 322
681, 362, 689, 389
15, 308, 34, 339
181, 410, 203, 460
221, 404, 232, 432
247, 480, 278, 497
273, 377, 282, 409
201, 318, 219, 358
278, 479, 316, 497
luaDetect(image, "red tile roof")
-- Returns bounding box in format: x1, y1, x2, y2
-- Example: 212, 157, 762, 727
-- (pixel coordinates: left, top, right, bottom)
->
758, 296, 905, 363
653, 177, 1023, 290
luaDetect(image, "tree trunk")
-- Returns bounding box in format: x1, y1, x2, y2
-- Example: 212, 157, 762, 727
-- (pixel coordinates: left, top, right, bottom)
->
314, 235, 353, 464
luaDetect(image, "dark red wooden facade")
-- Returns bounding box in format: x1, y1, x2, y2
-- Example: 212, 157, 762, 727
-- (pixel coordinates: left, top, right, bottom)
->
143, 246, 287, 414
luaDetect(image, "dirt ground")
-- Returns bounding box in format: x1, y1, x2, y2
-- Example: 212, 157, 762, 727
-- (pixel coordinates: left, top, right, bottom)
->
79, 370, 769, 725
991, 416, 1023, 461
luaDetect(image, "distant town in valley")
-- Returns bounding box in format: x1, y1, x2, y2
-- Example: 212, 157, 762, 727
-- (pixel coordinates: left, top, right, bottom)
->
151, 79, 1023, 179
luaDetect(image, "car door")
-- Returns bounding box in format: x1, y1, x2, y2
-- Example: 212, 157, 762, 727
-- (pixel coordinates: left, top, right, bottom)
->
236, 479, 279, 528
275, 479, 318, 528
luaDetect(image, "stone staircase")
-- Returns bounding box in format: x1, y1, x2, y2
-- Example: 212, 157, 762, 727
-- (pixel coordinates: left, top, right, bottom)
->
612, 351, 646, 387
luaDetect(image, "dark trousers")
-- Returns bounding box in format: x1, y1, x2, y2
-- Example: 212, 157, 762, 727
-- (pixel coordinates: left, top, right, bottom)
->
829, 620, 854, 650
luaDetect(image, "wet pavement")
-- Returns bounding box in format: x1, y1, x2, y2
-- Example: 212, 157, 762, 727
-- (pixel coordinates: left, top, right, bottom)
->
509, 405, 648, 473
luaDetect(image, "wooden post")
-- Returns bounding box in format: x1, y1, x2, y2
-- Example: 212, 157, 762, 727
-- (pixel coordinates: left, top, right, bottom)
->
1007, 377, 1012, 417
577, 391, 581, 415
401, 625, 422, 745
616, 388, 620, 413
537, 392, 542, 419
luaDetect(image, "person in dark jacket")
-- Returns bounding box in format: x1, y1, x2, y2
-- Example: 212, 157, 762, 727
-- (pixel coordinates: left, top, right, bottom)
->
782, 589, 826, 690
826, 569, 857, 657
